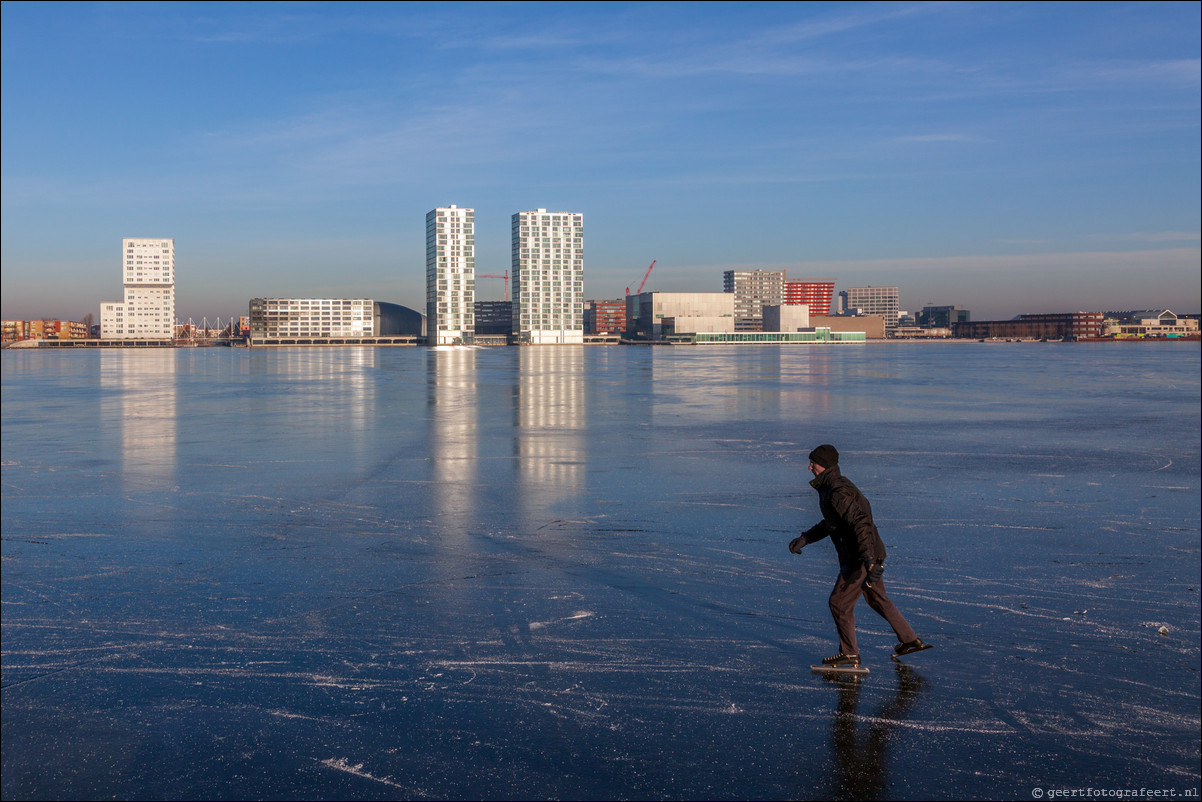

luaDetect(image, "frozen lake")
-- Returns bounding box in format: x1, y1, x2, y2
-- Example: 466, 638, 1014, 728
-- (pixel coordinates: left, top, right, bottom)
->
2, 343, 1199, 800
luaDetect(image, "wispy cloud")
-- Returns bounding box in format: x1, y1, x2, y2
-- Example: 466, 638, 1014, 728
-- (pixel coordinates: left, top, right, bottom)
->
895, 133, 990, 143
561, 2, 955, 81
1064, 58, 1202, 88
753, 2, 933, 45
998, 232, 1202, 246
1088, 231, 1202, 244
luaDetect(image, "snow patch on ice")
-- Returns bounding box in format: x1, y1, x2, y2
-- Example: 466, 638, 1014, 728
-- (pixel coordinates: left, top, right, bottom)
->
529, 610, 595, 630
317, 758, 418, 793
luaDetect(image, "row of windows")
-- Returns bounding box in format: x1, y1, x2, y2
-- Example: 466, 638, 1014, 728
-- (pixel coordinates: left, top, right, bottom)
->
262, 300, 364, 305
256, 323, 367, 329
515, 218, 582, 225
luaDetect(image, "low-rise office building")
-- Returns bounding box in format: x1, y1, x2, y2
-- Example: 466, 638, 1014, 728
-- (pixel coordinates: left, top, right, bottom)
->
584, 299, 626, 335
693, 328, 865, 344
627, 292, 735, 339
1105, 310, 1198, 338
474, 300, 513, 336
892, 326, 953, 339
812, 315, 886, 339
249, 299, 423, 342
954, 312, 1103, 339
762, 304, 810, 332
919, 305, 970, 329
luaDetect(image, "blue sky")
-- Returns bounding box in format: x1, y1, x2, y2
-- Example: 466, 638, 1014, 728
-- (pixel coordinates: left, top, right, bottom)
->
2, 1, 1199, 321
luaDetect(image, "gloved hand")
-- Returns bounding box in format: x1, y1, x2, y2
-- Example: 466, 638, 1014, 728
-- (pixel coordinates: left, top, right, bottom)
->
789, 537, 805, 554
864, 562, 884, 588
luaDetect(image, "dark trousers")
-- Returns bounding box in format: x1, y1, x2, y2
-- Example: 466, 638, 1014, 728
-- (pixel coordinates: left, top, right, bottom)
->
829, 565, 917, 656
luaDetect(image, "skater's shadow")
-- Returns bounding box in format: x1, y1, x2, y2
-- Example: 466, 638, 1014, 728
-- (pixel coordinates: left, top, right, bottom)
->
822, 663, 926, 801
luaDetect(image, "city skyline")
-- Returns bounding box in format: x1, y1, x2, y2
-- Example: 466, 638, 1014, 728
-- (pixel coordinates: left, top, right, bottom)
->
2, 2, 1199, 322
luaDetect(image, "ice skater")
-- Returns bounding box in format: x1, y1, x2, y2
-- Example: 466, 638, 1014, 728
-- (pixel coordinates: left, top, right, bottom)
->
789, 444, 929, 669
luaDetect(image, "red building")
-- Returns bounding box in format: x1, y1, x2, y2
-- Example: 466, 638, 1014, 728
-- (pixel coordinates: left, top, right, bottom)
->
784, 278, 835, 316
585, 299, 627, 335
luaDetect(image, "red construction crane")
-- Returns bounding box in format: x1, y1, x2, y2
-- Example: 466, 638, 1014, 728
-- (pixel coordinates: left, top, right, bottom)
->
625, 260, 656, 297
478, 270, 510, 302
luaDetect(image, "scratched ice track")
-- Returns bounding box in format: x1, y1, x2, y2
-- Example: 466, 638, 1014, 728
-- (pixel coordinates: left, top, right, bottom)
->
2, 344, 1199, 800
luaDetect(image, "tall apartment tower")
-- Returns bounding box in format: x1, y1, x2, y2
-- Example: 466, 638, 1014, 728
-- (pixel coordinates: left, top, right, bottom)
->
840, 286, 900, 333
723, 269, 785, 331
785, 277, 836, 316
100, 238, 175, 339
426, 205, 475, 345
511, 209, 584, 344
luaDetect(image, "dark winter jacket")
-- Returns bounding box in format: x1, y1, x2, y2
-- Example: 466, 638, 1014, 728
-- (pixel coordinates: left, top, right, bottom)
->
799, 465, 887, 570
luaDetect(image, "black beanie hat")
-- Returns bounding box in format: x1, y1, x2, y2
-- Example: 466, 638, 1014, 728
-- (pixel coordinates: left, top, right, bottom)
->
808, 444, 839, 469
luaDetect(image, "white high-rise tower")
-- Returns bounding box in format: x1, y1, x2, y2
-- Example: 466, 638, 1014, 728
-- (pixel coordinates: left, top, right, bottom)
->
426, 205, 475, 345
511, 209, 583, 344
100, 238, 175, 339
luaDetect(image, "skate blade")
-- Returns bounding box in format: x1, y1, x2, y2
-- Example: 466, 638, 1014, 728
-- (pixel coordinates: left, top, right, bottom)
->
891, 644, 934, 661
811, 664, 869, 675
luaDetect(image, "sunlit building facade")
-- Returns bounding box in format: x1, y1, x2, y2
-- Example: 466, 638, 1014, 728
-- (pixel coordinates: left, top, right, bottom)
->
785, 277, 835, 316
101, 238, 175, 339
627, 292, 735, 339
426, 205, 475, 345
249, 298, 374, 338
1106, 309, 1198, 338
723, 270, 785, 331
584, 299, 626, 336
511, 209, 584, 344
762, 304, 811, 332
2, 320, 89, 342
840, 286, 900, 334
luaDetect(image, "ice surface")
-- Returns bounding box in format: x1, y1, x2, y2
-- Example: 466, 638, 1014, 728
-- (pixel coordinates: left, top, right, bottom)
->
3, 343, 1199, 800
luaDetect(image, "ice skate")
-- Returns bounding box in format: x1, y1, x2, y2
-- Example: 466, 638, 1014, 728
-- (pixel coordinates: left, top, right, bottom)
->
891, 638, 933, 662
811, 652, 868, 675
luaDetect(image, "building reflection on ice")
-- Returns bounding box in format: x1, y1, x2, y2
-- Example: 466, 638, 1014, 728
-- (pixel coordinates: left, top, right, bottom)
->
515, 347, 585, 509
246, 347, 378, 468
649, 347, 836, 424
649, 347, 784, 423
427, 347, 478, 530
99, 350, 178, 491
